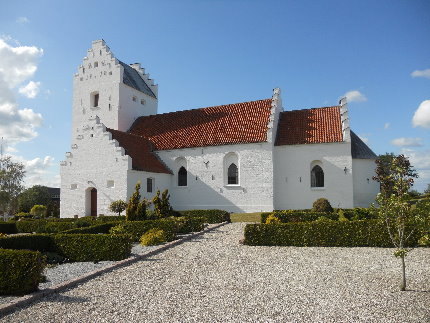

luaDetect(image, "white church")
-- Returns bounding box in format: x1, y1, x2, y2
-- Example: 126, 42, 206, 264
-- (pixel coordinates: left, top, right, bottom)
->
60, 40, 379, 217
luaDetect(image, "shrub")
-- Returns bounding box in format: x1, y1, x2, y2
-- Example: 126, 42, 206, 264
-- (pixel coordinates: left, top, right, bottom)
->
30, 205, 47, 218
0, 222, 17, 234
174, 217, 205, 233
153, 189, 173, 218
0, 249, 46, 295
179, 209, 231, 223
14, 212, 31, 219
0, 234, 53, 252
15, 220, 76, 233
61, 222, 120, 234
261, 211, 338, 223
109, 200, 127, 216
244, 220, 421, 247
126, 183, 141, 221
113, 219, 177, 241
312, 198, 333, 213
52, 234, 132, 262
338, 209, 348, 222
140, 229, 174, 246
265, 214, 281, 224
418, 235, 430, 246
136, 198, 150, 221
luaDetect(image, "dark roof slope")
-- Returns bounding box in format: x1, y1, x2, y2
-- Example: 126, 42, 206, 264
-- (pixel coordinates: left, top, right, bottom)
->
129, 99, 273, 150
351, 130, 377, 159
107, 128, 171, 174
119, 61, 156, 98
275, 106, 343, 145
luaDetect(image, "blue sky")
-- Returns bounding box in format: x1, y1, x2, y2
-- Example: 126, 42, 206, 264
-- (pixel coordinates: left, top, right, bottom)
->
0, 0, 429, 191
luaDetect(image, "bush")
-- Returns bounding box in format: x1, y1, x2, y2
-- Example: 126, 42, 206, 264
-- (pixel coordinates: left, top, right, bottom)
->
0, 222, 17, 234
244, 220, 422, 247
111, 219, 177, 241
140, 229, 174, 246
174, 217, 205, 234
261, 211, 338, 223
179, 209, 231, 223
61, 222, 120, 234
52, 234, 132, 262
30, 205, 47, 218
15, 220, 76, 233
0, 234, 54, 252
265, 214, 281, 224
312, 198, 334, 213
153, 189, 173, 218
0, 249, 46, 295
126, 182, 141, 221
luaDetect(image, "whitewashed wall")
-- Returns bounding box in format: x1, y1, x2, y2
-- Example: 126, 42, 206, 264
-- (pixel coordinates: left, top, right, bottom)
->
273, 142, 354, 209
157, 142, 274, 212
352, 159, 379, 207
127, 170, 171, 202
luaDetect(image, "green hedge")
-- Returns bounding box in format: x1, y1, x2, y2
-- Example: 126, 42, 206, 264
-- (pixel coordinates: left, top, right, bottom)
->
15, 220, 76, 233
113, 219, 178, 241
0, 249, 46, 295
61, 222, 121, 234
0, 222, 17, 234
0, 233, 132, 262
174, 217, 205, 234
179, 209, 230, 223
244, 220, 421, 247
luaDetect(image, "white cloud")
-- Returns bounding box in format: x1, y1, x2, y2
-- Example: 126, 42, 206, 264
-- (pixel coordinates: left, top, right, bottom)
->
343, 90, 367, 103
384, 123, 390, 129
391, 137, 423, 147
19, 81, 40, 98
16, 17, 30, 24
411, 69, 430, 79
412, 100, 430, 128
0, 38, 43, 145
9, 154, 59, 187
401, 148, 430, 192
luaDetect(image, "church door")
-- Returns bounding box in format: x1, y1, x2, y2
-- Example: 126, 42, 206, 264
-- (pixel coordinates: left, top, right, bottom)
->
90, 188, 97, 216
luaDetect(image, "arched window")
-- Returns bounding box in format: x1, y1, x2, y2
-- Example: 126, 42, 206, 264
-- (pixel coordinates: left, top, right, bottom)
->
311, 165, 324, 187
228, 163, 238, 185
178, 166, 187, 186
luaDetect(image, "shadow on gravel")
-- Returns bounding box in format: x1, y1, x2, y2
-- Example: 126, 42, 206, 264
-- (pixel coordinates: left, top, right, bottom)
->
45, 294, 89, 304
407, 289, 430, 293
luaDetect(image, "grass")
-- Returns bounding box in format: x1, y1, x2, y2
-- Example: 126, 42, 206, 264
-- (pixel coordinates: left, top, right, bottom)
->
230, 212, 262, 223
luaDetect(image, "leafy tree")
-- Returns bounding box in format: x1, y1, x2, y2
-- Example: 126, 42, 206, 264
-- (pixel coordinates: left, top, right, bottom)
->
373, 154, 421, 291
30, 205, 47, 218
424, 184, 430, 195
0, 156, 25, 215
126, 182, 141, 221
153, 189, 173, 218
407, 189, 421, 199
18, 185, 51, 213
0, 190, 10, 221
109, 200, 127, 216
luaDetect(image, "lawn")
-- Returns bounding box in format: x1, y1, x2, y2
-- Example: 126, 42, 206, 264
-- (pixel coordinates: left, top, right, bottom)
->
230, 212, 262, 223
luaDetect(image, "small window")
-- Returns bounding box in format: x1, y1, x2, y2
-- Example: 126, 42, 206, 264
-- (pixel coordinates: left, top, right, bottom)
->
228, 163, 238, 185
70, 184, 78, 190
311, 165, 324, 187
132, 96, 137, 102
107, 180, 114, 188
178, 166, 187, 186
140, 99, 145, 105
109, 104, 111, 111
147, 178, 153, 193
94, 61, 98, 68
91, 92, 99, 107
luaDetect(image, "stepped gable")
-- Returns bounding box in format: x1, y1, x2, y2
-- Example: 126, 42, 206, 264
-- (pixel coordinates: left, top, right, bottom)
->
106, 128, 171, 174
119, 61, 156, 98
350, 130, 377, 159
275, 106, 343, 145
129, 99, 273, 150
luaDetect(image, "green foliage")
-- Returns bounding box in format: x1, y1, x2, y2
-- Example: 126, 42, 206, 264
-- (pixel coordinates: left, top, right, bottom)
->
140, 229, 174, 246
136, 198, 150, 221
0, 234, 54, 252
173, 217, 205, 233
0, 156, 26, 215
243, 220, 421, 247
418, 235, 429, 246
0, 222, 17, 234
265, 214, 281, 224
111, 219, 177, 241
424, 184, 430, 195
109, 223, 128, 235
178, 209, 231, 223
18, 185, 51, 213
126, 182, 141, 221
109, 200, 127, 216
312, 198, 334, 213
0, 249, 46, 295
15, 220, 76, 233
338, 209, 349, 222
153, 189, 173, 218
30, 205, 47, 218
61, 222, 120, 234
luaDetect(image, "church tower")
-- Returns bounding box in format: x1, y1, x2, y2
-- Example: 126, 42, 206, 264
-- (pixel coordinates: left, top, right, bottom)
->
71, 39, 158, 138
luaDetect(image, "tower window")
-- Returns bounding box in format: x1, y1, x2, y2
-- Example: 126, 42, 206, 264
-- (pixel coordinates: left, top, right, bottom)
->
311, 165, 324, 187
228, 163, 238, 185
178, 166, 187, 186
94, 61, 98, 68
132, 96, 137, 102
91, 92, 99, 107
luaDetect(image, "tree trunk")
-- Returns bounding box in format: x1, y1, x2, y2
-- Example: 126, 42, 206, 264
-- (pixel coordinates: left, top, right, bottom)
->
400, 255, 406, 291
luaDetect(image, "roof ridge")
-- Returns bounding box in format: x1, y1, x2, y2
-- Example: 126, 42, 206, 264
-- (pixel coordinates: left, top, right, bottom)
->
282, 105, 340, 113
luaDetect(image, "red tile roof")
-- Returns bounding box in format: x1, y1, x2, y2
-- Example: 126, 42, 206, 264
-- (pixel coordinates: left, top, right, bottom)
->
107, 128, 172, 174
128, 99, 273, 150
275, 106, 343, 145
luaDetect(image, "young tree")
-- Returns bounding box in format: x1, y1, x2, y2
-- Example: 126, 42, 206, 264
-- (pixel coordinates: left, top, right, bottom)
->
153, 189, 173, 218
0, 156, 25, 215
109, 200, 127, 216
126, 182, 141, 221
30, 205, 47, 218
136, 198, 151, 220
373, 154, 420, 291
18, 185, 51, 213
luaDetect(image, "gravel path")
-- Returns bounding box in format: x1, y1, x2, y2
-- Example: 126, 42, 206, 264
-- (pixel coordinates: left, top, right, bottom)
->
2, 223, 429, 322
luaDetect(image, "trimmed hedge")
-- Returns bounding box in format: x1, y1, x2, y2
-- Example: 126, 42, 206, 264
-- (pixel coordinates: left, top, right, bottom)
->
0, 222, 17, 234
112, 219, 178, 241
0, 233, 132, 262
179, 209, 231, 223
0, 249, 46, 295
15, 220, 76, 233
61, 222, 121, 234
174, 217, 205, 234
244, 220, 421, 247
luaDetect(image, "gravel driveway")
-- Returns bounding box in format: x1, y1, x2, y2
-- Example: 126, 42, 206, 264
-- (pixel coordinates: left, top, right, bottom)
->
2, 223, 429, 322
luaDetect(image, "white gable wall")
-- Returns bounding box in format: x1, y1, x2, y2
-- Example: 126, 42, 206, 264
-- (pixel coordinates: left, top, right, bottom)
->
352, 159, 379, 207
127, 170, 171, 202
274, 142, 354, 209
156, 142, 274, 212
